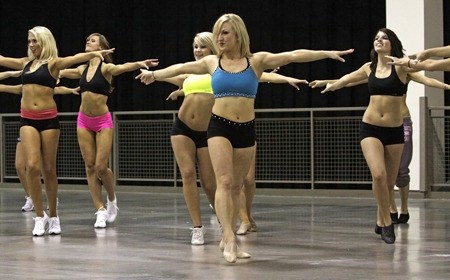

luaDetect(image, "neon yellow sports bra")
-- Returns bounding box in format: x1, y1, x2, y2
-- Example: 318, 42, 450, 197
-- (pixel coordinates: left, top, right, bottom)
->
183, 74, 213, 96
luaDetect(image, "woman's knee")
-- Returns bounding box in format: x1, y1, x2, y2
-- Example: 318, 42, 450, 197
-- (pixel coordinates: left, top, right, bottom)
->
371, 170, 387, 184
96, 165, 110, 177
180, 167, 197, 183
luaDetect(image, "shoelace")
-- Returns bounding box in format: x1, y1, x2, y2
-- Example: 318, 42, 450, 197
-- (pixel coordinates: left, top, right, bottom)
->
191, 228, 203, 238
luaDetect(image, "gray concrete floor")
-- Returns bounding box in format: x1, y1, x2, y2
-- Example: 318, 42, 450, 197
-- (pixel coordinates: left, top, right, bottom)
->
0, 184, 449, 280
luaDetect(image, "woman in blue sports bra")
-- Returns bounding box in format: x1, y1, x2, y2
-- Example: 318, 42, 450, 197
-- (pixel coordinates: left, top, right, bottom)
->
0, 26, 113, 237
59, 33, 158, 229
137, 13, 352, 263
160, 32, 307, 246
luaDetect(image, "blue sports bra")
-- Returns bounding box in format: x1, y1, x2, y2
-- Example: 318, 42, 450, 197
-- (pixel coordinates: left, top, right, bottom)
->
368, 65, 407, 96
211, 57, 259, 99
79, 61, 112, 96
22, 60, 57, 89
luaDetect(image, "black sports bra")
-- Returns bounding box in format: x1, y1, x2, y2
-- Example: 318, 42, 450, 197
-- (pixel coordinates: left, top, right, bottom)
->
368, 65, 407, 96
22, 60, 57, 89
79, 61, 112, 96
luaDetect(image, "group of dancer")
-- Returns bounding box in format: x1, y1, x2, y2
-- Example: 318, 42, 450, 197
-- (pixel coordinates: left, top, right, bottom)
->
1, 13, 450, 263
0, 27, 157, 236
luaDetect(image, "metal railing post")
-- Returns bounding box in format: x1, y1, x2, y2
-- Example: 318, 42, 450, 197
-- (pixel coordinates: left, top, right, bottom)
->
419, 96, 429, 196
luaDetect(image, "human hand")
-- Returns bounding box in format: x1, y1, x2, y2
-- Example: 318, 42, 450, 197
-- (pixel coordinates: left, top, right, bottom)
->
328, 49, 354, 62
166, 88, 184, 100
320, 82, 335, 94
141, 59, 159, 69
385, 55, 417, 67
270, 67, 280, 73
413, 50, 429, 62
309, 80, 329, 88
94, 48, 115, 61
70, 86, 80, 95
10, 70, 22, 78
135, 69, 155, 85
286, 77, 308, 90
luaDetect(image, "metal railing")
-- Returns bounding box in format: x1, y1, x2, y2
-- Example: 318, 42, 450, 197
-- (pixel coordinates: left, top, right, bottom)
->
0, 101, 448, 192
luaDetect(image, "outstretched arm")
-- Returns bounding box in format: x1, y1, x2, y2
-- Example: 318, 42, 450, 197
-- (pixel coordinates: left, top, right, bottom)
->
321, 63, 370, 93
0, 56, 28, 70
54, 86, 80, 95
0, 70, 22, 80
386, 55, 450, 72
53, 48, 115, 71
257, 48, 354, 71
414, 45, 450, 61
309, 77, 368, 89
408, 72, 450, 90
107, 59, 159, 76
0, 84, 81, 95
136, 56, 212, 85
0, 84, 22, 94
259, 72, 308, 90
59, 66, 84, 80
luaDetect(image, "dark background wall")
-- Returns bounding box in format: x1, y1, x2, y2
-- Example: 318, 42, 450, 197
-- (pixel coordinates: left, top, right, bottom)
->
0, 0, 447, 113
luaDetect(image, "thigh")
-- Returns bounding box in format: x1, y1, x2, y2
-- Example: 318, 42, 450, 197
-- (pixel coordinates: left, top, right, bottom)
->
95, 128, 114, 165
384, 144, 404, 185
208, 136, 234, 180
245, 149, 256, 183
77, 127, 97, 164
20, 126, 42, 166
360, 137, 386, 176
15, 142, 26, 170
40, 128, 60, 169
171, 135, 197, 173
232, 146, 256, 187
196, 146, 215, 186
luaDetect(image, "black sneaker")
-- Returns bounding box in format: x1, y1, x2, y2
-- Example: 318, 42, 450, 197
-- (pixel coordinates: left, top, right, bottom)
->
375, 224, 382, 235
390, 212, 399, 224
381, 224, 396, 244
398, 213, 410, 224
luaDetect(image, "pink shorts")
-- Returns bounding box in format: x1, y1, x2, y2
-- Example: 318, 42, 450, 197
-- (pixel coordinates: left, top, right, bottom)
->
77, 111, 114, 132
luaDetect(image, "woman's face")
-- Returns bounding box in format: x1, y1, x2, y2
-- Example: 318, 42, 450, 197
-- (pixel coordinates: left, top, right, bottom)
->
216, 22, 238, 52
373, 31, 391, 54
192, 40, 212, 61
85, 35, 101, 52
27, 33, 42, 58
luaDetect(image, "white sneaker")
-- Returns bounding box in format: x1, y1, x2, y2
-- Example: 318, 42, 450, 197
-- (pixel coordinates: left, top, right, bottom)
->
191, 227, 205, 245
106, 197, 118, 223
32, 212, 49, 236
94, 209, 108, 228
22, 196, 34, 212
48, 216, 61, 235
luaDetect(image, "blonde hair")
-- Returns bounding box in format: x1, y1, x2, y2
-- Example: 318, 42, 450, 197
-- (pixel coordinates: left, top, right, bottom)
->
212, 13, 251, 58
193, 32, 218, 55
27, 26, 58, 63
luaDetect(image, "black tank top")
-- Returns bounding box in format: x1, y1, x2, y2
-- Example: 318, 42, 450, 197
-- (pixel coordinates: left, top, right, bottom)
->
22, 60, 57, 89
368, 65, 407, 96
79, 61, 112, 96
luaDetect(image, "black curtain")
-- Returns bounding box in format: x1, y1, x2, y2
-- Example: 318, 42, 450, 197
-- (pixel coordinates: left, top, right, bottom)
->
0, 0, 389, 113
